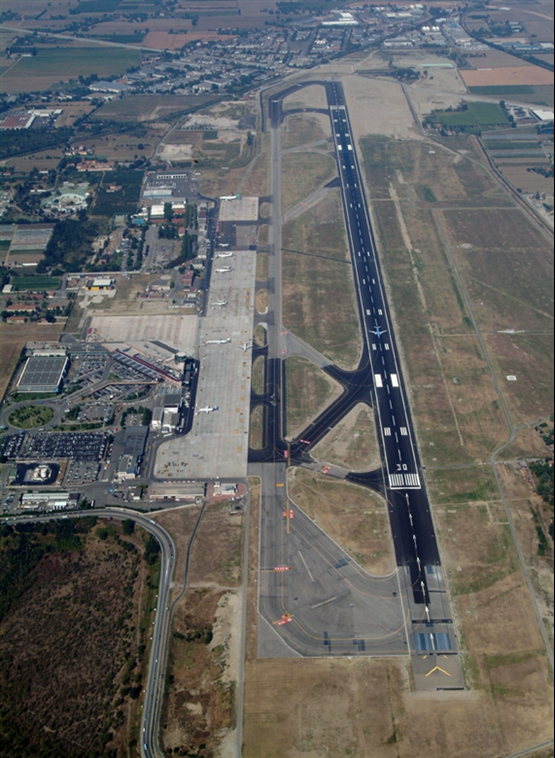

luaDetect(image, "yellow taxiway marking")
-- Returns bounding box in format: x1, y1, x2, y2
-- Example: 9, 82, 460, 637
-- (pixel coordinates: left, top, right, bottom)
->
426, 666, 451, 678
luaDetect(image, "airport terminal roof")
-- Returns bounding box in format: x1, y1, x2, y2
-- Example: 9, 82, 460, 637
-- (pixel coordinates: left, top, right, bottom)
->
17, 355, 68, 394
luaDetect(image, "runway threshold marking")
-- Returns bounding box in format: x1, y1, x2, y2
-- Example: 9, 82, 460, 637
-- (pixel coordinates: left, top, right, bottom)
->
426, 666, 451, 678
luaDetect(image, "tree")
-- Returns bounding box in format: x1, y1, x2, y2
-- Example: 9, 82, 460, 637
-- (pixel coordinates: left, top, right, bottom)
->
122, 519, 135, 536
163, 202, 173, 223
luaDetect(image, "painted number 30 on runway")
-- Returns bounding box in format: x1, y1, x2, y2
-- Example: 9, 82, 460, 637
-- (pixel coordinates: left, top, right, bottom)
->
397, 464, 408, 471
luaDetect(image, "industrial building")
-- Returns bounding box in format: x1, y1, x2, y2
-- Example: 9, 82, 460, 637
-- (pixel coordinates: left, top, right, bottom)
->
20, 492, 79, 511
17, 354, 68, 394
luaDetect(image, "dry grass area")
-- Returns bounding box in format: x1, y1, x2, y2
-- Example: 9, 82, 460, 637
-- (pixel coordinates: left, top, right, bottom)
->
281, 112, 331, 150
313, 402, 381, 472
255, 252, 269, 281
5, 147, 65, 172
69, 131, 158, 161
251, 355, 265, 395
249, 405, 265, 450
0, 321, 64, 401
188, 501, 244, 588
281, 152, 336, 213
254, 288, 268, 315
282, 83, 329, 111
285, 357, 342, 440
358, 136, 552, 465
282, 190, 362, 369
288, 468, 396, 575
157, 501, 244, 756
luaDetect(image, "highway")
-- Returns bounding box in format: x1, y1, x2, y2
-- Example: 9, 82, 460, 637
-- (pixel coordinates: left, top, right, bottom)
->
7, 509, 176, 758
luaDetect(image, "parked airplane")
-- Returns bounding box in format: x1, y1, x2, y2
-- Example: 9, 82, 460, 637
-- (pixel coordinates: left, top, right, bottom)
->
239, 341, 252, 353
196, 406, 219, 415
205, 338, 231, 345
370, 321, 387, 338
215, 266, 232, 273
216, 252, 233, 259
219, 193, 242, 201
213, 300, 228, 308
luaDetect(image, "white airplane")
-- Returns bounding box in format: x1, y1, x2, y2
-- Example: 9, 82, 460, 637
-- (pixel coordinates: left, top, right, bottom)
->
219, 193, 241, 201
196, 406, 219, 415
239, 341, 252, 353
205, 338, 231, 345
216, 252, 233, 259
215, 266, 232, 274
370, 321, 387, 339
218, 243, 230, 248
213, 300, 228, 308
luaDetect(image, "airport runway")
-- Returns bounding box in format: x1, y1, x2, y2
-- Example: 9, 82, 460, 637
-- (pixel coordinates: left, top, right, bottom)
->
252, 81, 462, 668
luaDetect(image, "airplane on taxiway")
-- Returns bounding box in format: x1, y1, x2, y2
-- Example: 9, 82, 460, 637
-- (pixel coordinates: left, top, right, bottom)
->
370, 322, 387, 338
239, 341, 252, 353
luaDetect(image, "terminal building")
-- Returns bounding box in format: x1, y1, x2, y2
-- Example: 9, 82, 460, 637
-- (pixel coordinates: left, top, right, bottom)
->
17, 354, 68, 394
20, 492, 79, 511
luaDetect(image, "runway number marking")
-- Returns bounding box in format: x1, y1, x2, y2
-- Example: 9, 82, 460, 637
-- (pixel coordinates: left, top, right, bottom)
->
384, 427, 391, 436
400, 427, 408, 436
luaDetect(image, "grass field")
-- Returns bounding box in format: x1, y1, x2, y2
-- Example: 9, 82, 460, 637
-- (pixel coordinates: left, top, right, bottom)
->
8, 405, 54, 429
469, 85, 535, 95
0, 47, 140, 93
282, 190, 362, 369
313, 402, 381, 472
249, 405, 264, 450
428, 102, 508, 131
285, 357, 341, 440
93, 94, 218, 123
281, 152, 336, 213
11, 276, 60, 291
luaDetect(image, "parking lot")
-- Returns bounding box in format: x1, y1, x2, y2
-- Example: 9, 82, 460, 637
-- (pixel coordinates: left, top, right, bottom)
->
21, 432, 106, 462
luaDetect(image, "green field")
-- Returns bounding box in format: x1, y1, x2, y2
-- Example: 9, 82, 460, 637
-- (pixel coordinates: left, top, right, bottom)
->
469, 85, 535, 96
429, 102, 509, 131
0, 48, 140, 93
8, 405, 54, 429
11, 276, 61, 291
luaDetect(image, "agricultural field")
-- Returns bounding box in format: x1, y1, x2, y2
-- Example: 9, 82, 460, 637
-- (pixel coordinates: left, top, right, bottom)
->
281, 190, 362, 369
10, 275, 61, 291
460, 66, 554, 88
0, 47, 140, 94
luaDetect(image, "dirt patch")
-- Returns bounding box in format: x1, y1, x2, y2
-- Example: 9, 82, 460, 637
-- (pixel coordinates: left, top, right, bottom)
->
249, 405, 264, 450
461, 66, 553, 87
188, 501, 244, 588
151, 507, 200, 588
282, 112, 331, 150
313, 402, 381, 472
285, 357, 343, 440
